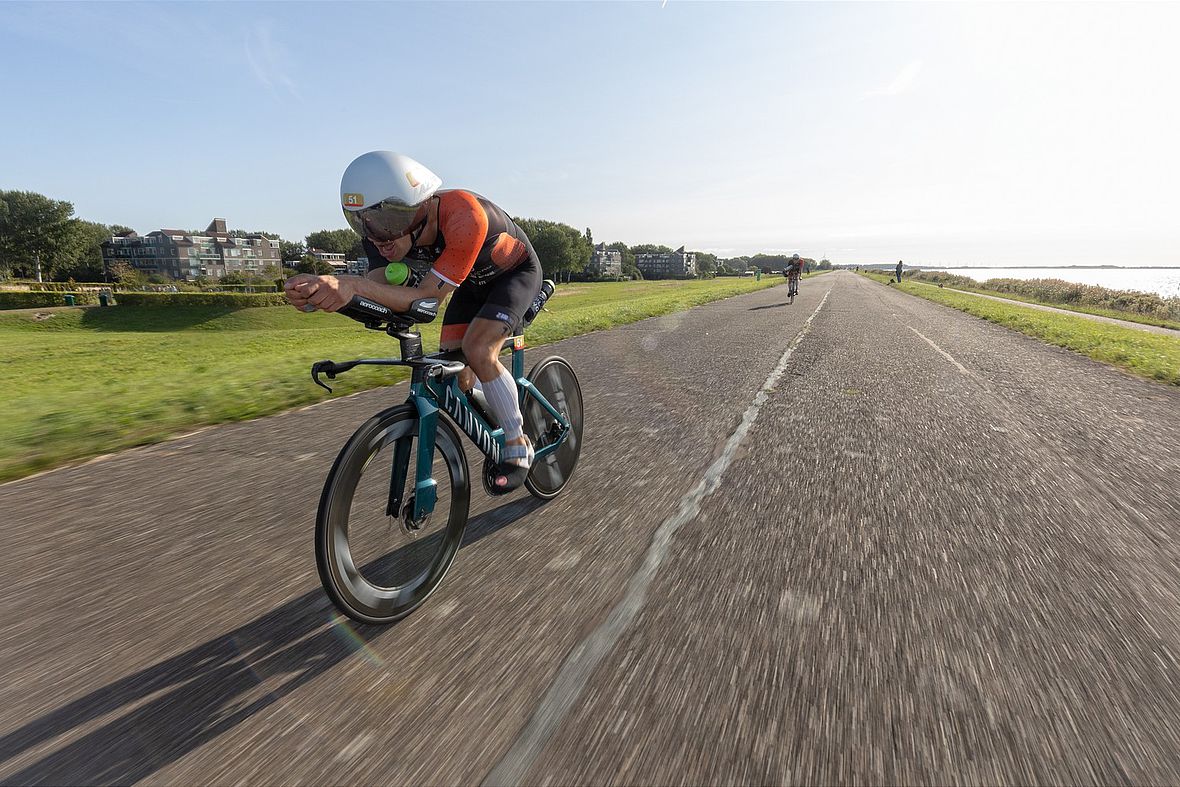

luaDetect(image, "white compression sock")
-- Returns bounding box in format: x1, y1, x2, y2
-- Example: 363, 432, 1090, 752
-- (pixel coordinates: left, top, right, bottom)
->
480, 367, 524, 443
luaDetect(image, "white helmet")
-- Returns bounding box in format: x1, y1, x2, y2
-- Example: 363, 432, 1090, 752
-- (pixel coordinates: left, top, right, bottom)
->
340, 151, 442, 242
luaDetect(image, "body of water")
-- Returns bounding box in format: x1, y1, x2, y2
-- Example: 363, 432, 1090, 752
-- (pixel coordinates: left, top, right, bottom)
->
922, 267, 1180, 298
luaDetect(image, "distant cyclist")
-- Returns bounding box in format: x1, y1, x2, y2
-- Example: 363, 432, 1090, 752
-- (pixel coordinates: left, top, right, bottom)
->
785, 255, 803, 297
284, 151, 541, 492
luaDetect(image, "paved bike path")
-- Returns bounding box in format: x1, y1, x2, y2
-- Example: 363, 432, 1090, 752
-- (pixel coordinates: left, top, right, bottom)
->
525, 273, 1180, 785
3, 272, 1180, 784
0, 277, 831, 784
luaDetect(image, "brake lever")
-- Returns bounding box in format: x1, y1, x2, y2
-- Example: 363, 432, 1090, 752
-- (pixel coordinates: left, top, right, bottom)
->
311, 359, 366, 392
311, 361, 336, 393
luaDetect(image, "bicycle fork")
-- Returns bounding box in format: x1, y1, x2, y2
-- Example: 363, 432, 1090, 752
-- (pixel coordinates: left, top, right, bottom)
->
385, 393, 441, 528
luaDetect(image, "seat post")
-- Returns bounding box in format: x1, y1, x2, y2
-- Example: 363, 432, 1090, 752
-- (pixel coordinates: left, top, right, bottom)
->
392, 330, 424, 360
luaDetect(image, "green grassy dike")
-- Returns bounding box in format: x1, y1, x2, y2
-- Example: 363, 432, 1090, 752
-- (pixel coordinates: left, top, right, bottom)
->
858, 271, 1180, 386
921, 279, 1180, 331
0, 277, 783, 482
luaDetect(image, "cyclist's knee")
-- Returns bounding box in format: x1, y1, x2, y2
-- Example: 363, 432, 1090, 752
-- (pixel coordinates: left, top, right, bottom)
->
462, 335, 500, 378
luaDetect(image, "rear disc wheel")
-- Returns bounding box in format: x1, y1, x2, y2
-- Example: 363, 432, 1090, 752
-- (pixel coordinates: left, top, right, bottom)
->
522, 357, 583, 500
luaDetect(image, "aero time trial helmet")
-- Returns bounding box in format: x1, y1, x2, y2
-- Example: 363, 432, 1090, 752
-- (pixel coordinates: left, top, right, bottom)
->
340, 151, 442, 242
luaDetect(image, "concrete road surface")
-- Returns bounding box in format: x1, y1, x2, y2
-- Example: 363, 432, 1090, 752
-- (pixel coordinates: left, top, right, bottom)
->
2, 271, 1179, 785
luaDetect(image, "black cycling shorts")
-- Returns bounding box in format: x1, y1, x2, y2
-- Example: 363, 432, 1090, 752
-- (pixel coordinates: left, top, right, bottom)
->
440, 254, 542, 345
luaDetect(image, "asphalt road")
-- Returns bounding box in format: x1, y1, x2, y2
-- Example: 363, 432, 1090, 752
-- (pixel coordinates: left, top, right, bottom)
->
2, 271, 1179, 786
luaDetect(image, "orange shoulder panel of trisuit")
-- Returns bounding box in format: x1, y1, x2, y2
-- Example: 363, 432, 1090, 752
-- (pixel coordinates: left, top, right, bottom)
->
490, 233, 526, 269
433, 191, 488, 285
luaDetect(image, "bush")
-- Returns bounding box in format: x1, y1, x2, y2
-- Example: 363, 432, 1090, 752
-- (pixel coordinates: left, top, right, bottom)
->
114, 292, 289, 308
200, 284, 280, 292
909, 271, 978, 288
0, 291, 99, 309
983, 277, 1180, 321
16, 281, 109, 292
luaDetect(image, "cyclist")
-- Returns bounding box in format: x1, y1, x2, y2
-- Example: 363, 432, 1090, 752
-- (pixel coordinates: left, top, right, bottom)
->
785, 255, 803, 296
284, 151, 541, 492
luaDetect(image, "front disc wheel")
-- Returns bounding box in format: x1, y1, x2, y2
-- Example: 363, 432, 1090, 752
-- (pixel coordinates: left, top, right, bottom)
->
315, 406, 470, 624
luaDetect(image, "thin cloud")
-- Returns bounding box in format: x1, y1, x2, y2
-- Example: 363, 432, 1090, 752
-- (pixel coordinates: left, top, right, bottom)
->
868, 60, 923, 96
245, 23, 300, 100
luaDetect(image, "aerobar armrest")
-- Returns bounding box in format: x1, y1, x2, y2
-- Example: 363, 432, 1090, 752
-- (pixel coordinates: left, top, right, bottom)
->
407, 297, 439, 323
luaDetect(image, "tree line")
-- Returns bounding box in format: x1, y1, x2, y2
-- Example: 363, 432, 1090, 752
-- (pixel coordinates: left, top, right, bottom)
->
2, 189, 820, 284
0, 191, 132, 281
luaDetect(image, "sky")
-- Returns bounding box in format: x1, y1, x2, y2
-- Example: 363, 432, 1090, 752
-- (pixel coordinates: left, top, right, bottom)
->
2, 1, 1178, 267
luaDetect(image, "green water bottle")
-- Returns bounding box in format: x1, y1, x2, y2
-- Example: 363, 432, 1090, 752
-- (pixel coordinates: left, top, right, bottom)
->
385, 262, 421, 286
385, 262, 409, 285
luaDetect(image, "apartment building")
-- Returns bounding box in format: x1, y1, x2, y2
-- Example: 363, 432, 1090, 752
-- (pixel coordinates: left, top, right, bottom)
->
101, 218, 281, 280
636, 246, 697, 279
586, 243, 622, 278
309, 248, 347, 274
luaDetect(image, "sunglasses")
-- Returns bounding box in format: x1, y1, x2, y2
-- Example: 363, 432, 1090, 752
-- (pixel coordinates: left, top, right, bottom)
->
352, 201, 430, 244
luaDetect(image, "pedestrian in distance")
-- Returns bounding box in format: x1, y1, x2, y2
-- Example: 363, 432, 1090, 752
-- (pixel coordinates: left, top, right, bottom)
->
895, 259, 903, 283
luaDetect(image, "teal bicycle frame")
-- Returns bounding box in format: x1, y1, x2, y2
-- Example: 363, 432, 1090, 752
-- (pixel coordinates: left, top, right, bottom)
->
392, 336, 572, 523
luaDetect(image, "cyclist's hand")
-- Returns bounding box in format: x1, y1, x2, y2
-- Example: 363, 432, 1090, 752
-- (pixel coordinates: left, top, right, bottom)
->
309, 275, 355, 313
285, 274, 357, 313
284, 274, 319, 310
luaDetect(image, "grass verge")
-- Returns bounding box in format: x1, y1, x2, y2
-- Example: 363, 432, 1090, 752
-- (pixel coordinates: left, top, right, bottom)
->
858, 271, 1180, 386
0, 277, 781, 482
905, 273, 1180, 331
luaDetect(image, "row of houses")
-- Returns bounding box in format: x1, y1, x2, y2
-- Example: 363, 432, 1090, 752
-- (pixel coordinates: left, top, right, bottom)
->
101, 219, 282, 280
101, 217, 377, 281
103, 218, 700, 283
587, 244, 697, 279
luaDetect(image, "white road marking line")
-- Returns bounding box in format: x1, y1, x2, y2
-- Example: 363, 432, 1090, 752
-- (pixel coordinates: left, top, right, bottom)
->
908, 326, 971, 375
482, 288, 833, 787
334, 732, 374, 762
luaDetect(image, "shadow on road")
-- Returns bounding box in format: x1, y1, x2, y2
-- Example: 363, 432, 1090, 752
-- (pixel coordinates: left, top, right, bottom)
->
0, 496, 546, 785
748, 301, 794, 311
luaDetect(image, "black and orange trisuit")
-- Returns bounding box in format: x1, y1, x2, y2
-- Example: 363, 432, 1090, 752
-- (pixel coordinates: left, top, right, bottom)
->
365, 189, 542, 346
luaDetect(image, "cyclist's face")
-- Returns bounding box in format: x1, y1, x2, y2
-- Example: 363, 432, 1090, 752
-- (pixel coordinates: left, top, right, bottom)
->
374, 233, 412, 261
369, 201, 431, 261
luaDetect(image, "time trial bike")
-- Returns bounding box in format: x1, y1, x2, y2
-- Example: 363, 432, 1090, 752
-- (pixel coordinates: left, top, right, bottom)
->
309, 281, 582, 624
786, 267, 801, 300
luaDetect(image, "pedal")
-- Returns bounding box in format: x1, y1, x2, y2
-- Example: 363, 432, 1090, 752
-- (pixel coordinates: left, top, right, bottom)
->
481, 459, 503, 496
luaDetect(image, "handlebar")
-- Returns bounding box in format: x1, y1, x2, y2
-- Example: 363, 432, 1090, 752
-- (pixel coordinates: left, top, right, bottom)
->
338, 295, 439, 329
311, 354, 465, 393
336, 280, 550, 332
309, 280, 555, 393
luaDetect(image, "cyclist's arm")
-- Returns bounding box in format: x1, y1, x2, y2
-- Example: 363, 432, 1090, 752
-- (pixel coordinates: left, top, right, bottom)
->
285, 271, 455, 313
355, 270, 457, 311
352, 190, 487, 310
287, 192, 486, 314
